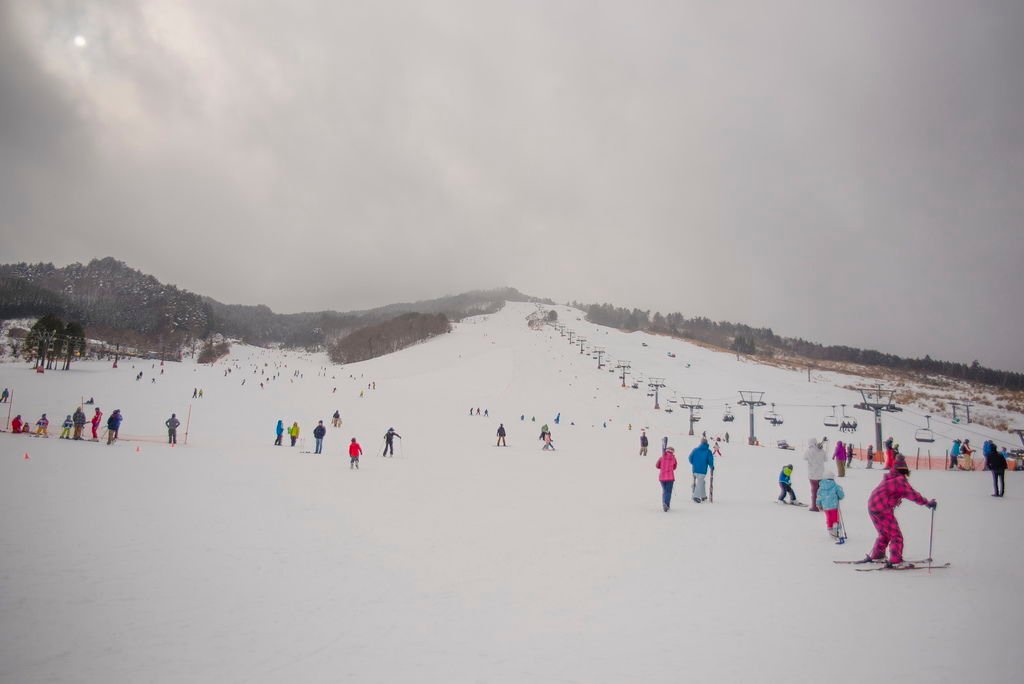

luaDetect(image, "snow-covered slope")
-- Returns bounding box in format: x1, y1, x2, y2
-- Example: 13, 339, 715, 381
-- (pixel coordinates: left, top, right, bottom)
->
1, 302, 1020, 683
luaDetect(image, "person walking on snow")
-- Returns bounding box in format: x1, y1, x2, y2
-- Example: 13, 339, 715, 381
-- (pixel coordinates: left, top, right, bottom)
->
165, 413, 180, 444
688, 438, 715, 503
778, 464, 799, 504
833, 440, 848, 478
816, 468, 845, 538
383, 427, 401, 456
804, 438, 827, 511
656, 446, 678, 512
274, 419, 284, 446
496, 423, 507, 446
313, 421, 326, 454
639, 430, 649, 456
542, 432, 555, 450
288, 421, 300, 446
863, 455, 936, 567
985, 441, 1007, 496
332, 410, 341, 428
348, 437, 362, 469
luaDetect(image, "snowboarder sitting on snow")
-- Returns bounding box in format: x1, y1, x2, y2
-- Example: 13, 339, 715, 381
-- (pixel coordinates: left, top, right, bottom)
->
778, 464, 799, 504
863, 455, 937, 567
383, 427, 401, 456
816, 468, 845, 538
496, 424, 507, 447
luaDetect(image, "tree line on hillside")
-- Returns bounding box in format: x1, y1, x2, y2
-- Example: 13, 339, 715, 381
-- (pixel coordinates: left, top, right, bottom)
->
573, 301, 1024, 391
328, 313, 451, 364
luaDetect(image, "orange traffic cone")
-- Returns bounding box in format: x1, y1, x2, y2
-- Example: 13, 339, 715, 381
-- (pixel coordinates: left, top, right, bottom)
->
23, 452, 30, 460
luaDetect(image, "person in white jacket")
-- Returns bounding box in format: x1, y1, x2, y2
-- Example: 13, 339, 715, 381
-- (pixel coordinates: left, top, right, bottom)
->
803, 438, 827, 512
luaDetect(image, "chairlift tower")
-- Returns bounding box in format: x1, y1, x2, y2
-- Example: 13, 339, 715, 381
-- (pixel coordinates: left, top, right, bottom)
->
578, 337, 587, 354
557, 325, 566, 337
567, 330, 576, 344
951, 401, 973, 425
679, 396, 704, 437
738, 391, 766, 445
616, 361, 631, 388
853, 385, 902, 468
1010, 429, 1024, 449
593, 346, 606, 369
648, 377, 666, 410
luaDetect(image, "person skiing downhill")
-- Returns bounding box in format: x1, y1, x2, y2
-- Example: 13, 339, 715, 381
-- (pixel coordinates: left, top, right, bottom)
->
688, 439, 715, 503
804, 438, 827, 511
656, 446, 678, 512
496, 424, 507, 447
863, 455, 937, 567
383, 427, 401, 456
348, 437, 362, 469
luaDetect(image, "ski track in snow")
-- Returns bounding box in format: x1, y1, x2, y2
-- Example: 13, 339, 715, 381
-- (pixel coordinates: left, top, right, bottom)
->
0, 302, 1021, 683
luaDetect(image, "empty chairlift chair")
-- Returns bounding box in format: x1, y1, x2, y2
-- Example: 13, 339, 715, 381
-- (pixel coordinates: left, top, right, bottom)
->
823, 406, 840, 428
915, 415, 936, 443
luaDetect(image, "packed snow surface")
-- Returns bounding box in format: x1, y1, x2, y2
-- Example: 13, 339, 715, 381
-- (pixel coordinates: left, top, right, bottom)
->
1, 302, 1020, 683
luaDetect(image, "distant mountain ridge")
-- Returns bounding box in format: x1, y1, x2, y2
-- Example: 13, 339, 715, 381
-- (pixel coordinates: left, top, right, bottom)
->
0, 258, 548, 347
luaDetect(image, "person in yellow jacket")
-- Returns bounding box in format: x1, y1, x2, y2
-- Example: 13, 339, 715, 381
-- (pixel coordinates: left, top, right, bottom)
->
288, 421, 300, 447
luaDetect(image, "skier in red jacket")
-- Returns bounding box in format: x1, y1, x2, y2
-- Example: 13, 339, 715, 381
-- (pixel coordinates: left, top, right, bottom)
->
348, 438, 362, 470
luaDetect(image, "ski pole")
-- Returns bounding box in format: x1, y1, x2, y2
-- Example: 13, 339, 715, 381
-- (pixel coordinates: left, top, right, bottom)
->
709, 468, 714, 503
928, 507, 935, 568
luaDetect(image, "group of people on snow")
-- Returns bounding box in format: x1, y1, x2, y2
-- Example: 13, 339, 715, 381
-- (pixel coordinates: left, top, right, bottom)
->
271, 418, 399, 461
8, 406, 115, 443
655, 438, 717, 512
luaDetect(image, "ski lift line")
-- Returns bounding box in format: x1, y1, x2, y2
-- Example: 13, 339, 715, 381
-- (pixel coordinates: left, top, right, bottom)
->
895, 409, 1008, 444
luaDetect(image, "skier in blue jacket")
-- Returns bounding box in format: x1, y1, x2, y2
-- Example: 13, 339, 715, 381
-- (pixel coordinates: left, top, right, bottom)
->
688, 438, 715, 503
274, 419, 284, 446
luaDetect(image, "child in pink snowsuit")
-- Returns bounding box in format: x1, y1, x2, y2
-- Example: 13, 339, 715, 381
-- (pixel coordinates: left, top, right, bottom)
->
865, 458, 936, 565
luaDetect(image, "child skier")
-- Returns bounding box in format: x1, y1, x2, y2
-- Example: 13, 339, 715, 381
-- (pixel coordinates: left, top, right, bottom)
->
35, 414, 49, 437
656, 446, 678, 512
816, 468, 845, 538
778, 464, 800, 504
863, 456, 937, 567
348, 437, 362, 469
60, 415, 73, 439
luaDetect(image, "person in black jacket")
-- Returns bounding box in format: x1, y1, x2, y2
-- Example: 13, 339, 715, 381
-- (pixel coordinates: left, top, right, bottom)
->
383, 427, 401, 456
313, 420, 327, 454
165, 413, 180, 444
496, 423, 507, 447
985, 441, 1007, 496
639, 430, 649, 456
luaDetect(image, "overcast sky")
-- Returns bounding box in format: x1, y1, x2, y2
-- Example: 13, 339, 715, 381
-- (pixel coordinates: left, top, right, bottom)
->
1, 1, 1022, 371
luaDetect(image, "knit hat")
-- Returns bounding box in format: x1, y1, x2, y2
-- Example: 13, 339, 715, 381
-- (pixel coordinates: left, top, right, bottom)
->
894, 454, 910, 473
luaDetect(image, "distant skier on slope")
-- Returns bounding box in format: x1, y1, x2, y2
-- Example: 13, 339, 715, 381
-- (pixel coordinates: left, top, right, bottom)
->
862, 455, 937, 568
383, 427, 401, 456
496, 423, 507, 447
639, 430, 648, 456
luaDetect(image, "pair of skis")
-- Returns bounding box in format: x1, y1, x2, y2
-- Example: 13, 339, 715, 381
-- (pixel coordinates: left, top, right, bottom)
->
833, 558, 951, 571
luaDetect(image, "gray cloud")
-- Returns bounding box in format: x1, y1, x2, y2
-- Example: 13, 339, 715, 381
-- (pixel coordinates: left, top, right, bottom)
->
1, 1, 1022, 370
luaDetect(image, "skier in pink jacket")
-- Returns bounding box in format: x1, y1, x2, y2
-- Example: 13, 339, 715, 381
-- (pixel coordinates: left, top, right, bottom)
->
864, 456, 937, 567
656, 446, 678, 512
